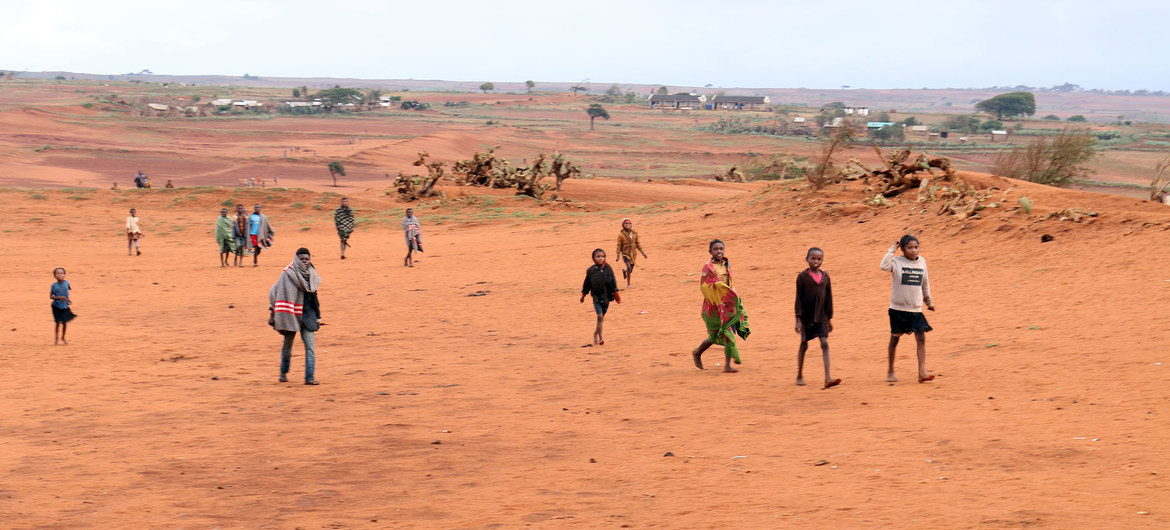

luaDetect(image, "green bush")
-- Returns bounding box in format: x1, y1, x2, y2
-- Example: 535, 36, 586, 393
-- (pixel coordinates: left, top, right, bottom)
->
1067, 115, 1087, 122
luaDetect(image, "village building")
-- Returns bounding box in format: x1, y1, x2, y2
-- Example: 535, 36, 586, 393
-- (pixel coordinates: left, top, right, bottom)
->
710, 95, 770, 111
908, 125, 930, 136
990, 130, 1009, 142
649, 93, 707, 110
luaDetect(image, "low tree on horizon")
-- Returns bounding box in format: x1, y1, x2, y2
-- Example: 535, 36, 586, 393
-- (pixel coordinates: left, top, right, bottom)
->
586, 103, 610, 130
480, 82, 495, 93
525, 80, 535, 93
975, 91, 1036, 120
327, 161, 346, 187
570, 84, 588, 95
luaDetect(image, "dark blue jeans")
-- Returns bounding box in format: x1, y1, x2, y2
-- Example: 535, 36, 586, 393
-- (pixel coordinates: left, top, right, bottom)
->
280, 330, 316, 381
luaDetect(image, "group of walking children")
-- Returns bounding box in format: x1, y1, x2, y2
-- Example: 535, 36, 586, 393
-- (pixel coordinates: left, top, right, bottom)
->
213, 204, 276, 267
583, 220, 937, 386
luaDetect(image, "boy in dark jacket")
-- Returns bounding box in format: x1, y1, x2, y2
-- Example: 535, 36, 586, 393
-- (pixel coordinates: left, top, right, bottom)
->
580, 249, 621, 345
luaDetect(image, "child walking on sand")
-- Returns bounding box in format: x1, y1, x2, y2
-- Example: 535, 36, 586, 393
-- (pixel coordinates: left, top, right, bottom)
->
692, 239, 750, 372
50, 267, 75, 345
880, 234, 936, 383
795, 247, 840, 388
126, 208, 142, 255
580, 249, 621, 345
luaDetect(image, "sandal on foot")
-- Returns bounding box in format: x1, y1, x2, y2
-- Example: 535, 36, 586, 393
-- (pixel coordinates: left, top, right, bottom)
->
304, 379, 319, 385
279, 374, 288, 382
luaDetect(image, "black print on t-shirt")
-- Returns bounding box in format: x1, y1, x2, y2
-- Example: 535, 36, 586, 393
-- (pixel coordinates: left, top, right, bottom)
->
900, 268, 924, 286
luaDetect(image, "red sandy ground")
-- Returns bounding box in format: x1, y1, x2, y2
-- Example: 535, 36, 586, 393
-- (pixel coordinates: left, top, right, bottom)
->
1, 86, 1169, 528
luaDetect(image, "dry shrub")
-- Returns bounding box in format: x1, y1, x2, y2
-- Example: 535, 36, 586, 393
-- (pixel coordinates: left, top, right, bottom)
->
992, 129, 1097, 187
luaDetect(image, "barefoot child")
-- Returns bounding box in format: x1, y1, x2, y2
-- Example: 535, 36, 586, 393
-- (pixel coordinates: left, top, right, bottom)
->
795, 247, 840, 388
692, 239, 750, 372
215, 208, 236, 267
50, 267, 75, 345
616, 218, 647, 288
880, 235, 936, 383
126, 208, 142, 255
580, 249, 621, 345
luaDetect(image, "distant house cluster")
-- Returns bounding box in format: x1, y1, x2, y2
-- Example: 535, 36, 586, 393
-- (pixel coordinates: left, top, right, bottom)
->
649, 93, 771, 111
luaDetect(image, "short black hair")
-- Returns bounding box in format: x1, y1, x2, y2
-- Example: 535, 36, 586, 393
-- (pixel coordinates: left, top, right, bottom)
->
807, 247, 823, 258
592, 248, 605, 258
709, 239, 724, 251
899, 234, 919, 248
53, 267, 66, 274
296, 247, 311, 256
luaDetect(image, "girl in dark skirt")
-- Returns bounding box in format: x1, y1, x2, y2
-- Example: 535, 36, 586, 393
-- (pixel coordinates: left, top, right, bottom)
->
50, 267, 75, 345
879, 235, 936, 383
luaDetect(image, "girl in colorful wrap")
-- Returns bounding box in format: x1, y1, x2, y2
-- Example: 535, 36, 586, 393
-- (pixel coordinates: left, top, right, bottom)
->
692, 239, 750, 372
580, 248, 621, 345
616, 218, 647, 288
269, 247, 322, 385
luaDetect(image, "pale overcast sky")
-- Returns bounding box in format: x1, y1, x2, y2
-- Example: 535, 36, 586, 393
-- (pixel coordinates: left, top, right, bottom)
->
2, 0, 1168, 91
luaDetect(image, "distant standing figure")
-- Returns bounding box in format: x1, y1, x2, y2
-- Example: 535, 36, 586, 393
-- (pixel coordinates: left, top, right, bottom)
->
164, 179, 174, 188
334, 197, 354, 259
269, 247, 322, 385
402, 208, 422, 267
579, 249, 621, 345
794, 247, 840, 389
134, 170, 147, 188
232, 204, 250, 267
616, 217, 648, 288
126, 208, 142, 256
880, 234, 936, 383
111, 182, 118, 190
249, 204, 275, 267
215, 208, 236, 267
50, 267, 75, 345
692, 239, 750, 372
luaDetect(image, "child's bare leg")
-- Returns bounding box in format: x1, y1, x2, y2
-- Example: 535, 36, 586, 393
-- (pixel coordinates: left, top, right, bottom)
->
915, 331, 933, 383
594, 314, 604, 344
60, 322, 67, 345
723, 350, 738, 373
54, 322, 60, 345
692, 339, 714, 369
340, 239, 346, 258
253, 247, 260, 266
887, 335, 900, 382
821, 337, 840, 388
796, 339, 808, 385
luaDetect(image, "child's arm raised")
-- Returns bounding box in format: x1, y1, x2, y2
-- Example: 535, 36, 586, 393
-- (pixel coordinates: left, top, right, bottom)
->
879, 242, 899, 271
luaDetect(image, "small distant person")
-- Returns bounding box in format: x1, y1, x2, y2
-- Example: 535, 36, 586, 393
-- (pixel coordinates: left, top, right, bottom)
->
50, 267, 75, 345
795, 247, 840, 389
111, 182, 118, 190
692, 239, 750, 373
269, 247, 322, 385
579, 248, 621, 346
616, 218, 648, 288
880, 235, 936, 383
215, 208, 236, 267
232, 204, 250, 266
126, 208, 142, 256
164, 179, 174, 188
334, 197, 354, 259
273, 175, 279, 186
134, 170, 146, 188
402, 208, 422, 267
249, 204, 275, 267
